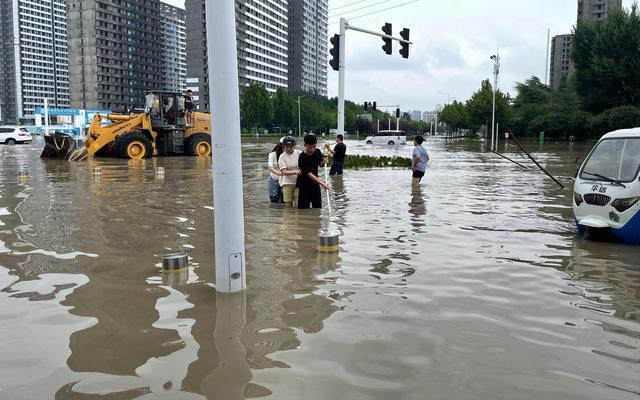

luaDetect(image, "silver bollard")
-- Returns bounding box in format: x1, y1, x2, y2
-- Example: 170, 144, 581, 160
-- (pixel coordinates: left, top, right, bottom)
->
317, 229, 339, 253
162, 253, 189, 272
93, 167, 102, 176
156, 167, 165, 179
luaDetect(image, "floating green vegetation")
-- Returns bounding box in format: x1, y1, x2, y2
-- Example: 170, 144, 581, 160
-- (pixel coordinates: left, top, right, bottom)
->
339, 155, 412, 169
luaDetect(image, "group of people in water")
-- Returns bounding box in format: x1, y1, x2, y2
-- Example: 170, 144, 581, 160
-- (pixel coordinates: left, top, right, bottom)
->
267, 134, 346, 209
267, 133, 429, 209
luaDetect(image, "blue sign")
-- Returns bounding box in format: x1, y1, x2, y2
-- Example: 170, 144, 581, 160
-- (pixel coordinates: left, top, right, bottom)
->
34, 107, 81, 116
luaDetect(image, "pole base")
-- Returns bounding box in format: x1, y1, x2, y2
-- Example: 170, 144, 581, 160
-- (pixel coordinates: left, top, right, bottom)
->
317, 231, 340, 253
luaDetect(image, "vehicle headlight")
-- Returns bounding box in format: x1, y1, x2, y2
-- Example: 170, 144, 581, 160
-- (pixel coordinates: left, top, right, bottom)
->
574, 192, 583, 206
611, 197, 640, 213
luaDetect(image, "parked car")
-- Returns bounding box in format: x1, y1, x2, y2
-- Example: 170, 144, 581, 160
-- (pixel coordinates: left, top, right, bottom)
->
364, 130, 407, 145
0, 126, 33, 145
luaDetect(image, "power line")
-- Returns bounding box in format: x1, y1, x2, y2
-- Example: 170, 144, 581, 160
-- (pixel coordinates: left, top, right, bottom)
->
329, 0, 390, 19
329, 0, 371, 12
329, 0, 421, 24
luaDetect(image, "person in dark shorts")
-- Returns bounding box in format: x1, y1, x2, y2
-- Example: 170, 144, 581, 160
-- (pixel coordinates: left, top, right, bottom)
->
412, 135, 429, 184
184, 89, 194, 126
325, 134, 347, 175
298, 134, 330, 209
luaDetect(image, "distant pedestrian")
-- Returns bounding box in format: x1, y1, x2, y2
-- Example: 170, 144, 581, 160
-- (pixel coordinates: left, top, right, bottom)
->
184, 89, 194, 126
298, 134, 330, 209
267, 142, 284, 203
412, 135, 429, 184
278, 137, 301, 207
325, 134, 347, 175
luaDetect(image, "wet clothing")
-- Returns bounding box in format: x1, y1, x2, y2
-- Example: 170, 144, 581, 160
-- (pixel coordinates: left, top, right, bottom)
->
412, 170, 425, 179
412, 146, 429, 172
298, 149, 323, 209
330, 142, 346, 175
278, 150, 300, 186
184, 95, 193, 111
268, 177, 283, 203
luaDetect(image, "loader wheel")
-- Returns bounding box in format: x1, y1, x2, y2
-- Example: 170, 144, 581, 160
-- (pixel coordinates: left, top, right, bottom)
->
114, 132, 153, 159
185, 133, 211, 157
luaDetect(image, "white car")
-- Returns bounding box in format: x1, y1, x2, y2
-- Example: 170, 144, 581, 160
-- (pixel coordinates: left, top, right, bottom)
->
364, 130, 407, 145
0, 126, 33, 145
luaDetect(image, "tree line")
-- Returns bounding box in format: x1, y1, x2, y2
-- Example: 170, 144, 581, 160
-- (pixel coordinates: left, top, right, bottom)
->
439, 4, 640, 140
240, 85, 431, 136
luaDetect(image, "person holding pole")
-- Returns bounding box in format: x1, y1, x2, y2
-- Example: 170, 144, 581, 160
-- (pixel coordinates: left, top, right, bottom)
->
411, 135, 429, 184
298, 134, 330, 209
324, 134, 347, 176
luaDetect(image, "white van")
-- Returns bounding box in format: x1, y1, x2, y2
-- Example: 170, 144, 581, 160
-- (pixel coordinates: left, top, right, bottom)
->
0, 126, 33, 145
364, 130, 407, 145
573, 128, 640, 245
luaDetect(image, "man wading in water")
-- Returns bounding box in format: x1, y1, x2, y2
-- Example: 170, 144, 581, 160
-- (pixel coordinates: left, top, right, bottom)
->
298, 134, 330, 209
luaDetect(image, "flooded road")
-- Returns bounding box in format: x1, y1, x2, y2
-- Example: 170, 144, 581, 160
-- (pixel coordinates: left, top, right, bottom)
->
0, 137, 638, 399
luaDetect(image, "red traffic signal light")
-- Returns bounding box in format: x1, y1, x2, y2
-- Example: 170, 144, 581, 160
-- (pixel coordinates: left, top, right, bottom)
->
329, 34, 340, 71
399, 28, 410, 59
381, 23, 392, 55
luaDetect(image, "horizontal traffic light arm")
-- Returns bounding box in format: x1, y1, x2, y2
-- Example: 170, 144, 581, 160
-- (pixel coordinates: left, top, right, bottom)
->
346, 22, 413, 45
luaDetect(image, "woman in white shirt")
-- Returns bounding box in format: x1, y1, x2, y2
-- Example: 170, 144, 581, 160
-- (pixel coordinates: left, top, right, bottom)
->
268, 142, 284, 203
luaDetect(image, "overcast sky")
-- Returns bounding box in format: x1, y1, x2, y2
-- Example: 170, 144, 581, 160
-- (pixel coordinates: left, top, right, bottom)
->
167, 0, 635, 111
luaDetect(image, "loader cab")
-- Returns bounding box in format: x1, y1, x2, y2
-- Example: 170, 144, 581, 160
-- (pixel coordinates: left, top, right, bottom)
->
145, 92, 186, 129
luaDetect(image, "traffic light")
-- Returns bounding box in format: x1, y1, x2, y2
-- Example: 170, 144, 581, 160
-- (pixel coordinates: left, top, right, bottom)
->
329, 34, 340, 71
396, 108, 400, 118
381, 23, 392, 55
399, 28, 410, 59
372, 101, 377, 111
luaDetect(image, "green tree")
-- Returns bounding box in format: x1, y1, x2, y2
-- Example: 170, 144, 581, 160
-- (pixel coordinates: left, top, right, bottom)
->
273, 88, 295, 130
465, 79, 510, 131
241, 83, 274, 128
439, 100, 469, 130
572, 4, 640, 113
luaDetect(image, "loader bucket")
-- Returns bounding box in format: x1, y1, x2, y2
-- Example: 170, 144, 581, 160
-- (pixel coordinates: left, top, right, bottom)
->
41, 132, 86, 160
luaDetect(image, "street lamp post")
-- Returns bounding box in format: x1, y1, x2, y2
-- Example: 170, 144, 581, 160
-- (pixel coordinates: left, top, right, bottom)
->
490, 51, 500, 151
297, 94, 311, 138
438, 91, 452, 104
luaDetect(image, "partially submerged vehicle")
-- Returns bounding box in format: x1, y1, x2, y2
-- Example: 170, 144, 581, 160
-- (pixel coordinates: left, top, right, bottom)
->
41, 91, 211, 160
573, 128, 640, 245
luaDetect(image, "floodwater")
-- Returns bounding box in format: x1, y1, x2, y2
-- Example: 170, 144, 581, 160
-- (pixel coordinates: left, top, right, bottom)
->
0, 136, 638, 400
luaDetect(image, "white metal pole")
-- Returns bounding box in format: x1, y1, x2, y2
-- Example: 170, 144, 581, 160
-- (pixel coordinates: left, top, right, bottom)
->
337, 18, 346, 135
491, 86, 496, 151
388, 117, 390, 130
545, 29, 550, 86
377, 119, 379, 132
297, 97, 301, 138
396, 115, 399, 131
496, 122, 499, 149
44, 98, 49, 136
435, 112, 438, 136
206, 0, 246, 293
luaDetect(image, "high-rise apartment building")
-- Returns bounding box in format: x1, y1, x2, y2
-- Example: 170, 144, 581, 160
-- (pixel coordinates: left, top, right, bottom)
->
578, 0, 622, 22
160, 2, 187, 93
0, 0, 69, 123
549, 34, 574, 89
549, 0, 622, 89
186, 0, 290, 112
288, 0, 328, 96
67, 0, 163, 110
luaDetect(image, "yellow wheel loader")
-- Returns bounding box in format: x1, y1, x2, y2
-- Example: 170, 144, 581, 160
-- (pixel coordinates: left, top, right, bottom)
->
41, 91, 212, 160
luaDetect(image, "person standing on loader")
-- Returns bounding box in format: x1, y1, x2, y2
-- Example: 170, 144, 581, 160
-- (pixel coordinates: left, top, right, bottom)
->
184, 90, 194, 126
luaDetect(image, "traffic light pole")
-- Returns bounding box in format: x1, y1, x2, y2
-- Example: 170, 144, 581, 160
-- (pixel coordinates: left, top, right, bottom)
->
335, 19, 412, 136
337, 18, 346, 136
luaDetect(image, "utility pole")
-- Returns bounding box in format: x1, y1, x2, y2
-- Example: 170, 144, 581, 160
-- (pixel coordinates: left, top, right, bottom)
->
545, 29, 550, 86
206, 0, 246, 293
490, 49, 500, 152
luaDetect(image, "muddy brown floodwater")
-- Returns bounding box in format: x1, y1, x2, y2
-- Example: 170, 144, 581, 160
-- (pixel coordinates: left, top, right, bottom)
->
0, 136, 638, 400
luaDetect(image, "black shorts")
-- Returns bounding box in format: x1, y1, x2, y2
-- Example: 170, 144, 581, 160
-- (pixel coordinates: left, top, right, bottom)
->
412, 170, 425, 179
